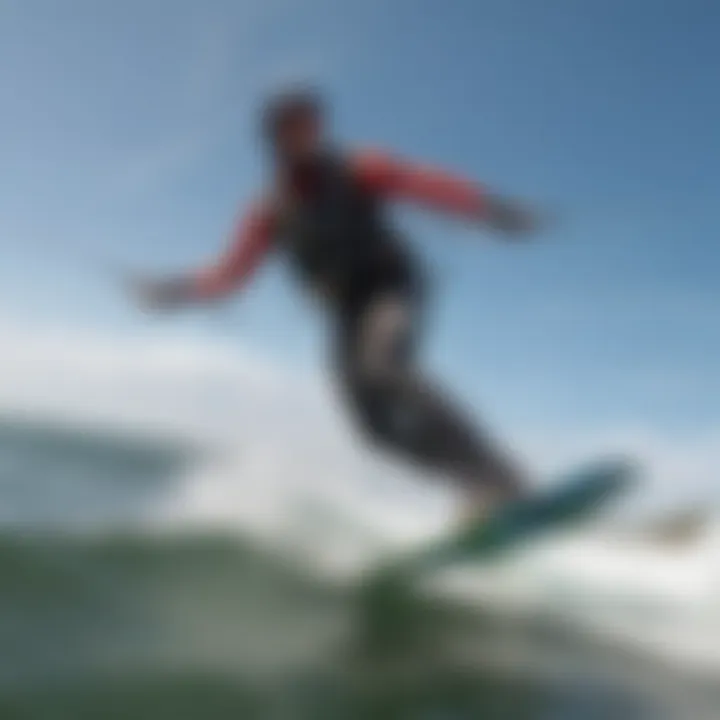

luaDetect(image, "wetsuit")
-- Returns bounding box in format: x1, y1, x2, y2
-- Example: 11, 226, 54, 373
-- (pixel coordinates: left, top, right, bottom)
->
191, 147, 522, 496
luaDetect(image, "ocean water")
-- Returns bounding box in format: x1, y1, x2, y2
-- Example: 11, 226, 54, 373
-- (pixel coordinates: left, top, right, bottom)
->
0, 418, 717, 720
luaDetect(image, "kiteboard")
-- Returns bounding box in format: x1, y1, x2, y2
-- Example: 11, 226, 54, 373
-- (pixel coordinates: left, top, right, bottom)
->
373, 458, 636, 581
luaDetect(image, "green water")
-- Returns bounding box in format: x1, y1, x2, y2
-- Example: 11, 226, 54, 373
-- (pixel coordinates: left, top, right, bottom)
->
0, 419, 716, 719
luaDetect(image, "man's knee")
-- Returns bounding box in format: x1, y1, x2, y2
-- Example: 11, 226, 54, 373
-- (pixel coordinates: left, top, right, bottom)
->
358, 295, 414, 377
343, 374, 396, 447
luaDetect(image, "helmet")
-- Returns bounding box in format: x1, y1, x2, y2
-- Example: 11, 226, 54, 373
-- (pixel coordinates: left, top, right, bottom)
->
260, 86, 323, 142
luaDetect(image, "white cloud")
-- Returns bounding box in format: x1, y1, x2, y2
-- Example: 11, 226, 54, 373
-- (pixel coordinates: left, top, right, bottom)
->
0, 316, 717, 520
0, 316, 318, 442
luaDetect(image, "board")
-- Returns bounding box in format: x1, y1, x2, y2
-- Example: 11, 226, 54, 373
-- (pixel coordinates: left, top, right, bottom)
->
377, 458, 636, 580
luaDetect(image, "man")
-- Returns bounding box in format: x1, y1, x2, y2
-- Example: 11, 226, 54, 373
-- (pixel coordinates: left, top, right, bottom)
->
134, 88, 541, 517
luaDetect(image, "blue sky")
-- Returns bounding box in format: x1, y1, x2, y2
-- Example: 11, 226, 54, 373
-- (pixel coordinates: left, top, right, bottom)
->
1, 0, 718, 446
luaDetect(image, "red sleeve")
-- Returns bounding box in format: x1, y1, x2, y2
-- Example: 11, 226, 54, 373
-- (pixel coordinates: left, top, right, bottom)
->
351, 149, 488, 219
193, 199, 276, 300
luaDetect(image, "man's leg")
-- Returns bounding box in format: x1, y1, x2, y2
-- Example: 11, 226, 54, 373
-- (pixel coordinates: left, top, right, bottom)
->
338, 292, 525, 506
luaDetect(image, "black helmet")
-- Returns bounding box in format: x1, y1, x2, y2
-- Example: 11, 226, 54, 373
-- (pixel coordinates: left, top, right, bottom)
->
260, 86, 323, 141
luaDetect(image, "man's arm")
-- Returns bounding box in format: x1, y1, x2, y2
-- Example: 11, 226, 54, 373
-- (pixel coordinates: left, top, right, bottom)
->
193, 201, 275, 300
134, 200, 276, 310
351, 150, 538, 233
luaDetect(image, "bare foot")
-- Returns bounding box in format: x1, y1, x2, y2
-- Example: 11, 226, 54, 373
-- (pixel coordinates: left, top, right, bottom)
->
456, 488, 502, 530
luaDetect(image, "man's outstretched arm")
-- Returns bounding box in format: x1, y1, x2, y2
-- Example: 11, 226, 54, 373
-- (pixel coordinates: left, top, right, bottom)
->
352, 150, 539, 234
134, 200, 276, 311
193, 202, 275, 300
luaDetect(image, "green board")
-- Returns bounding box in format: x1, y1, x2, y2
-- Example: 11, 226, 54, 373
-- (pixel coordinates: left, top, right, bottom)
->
378, 458, 636, 580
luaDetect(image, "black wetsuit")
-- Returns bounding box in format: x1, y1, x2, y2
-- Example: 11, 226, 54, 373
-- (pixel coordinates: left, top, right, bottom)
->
195, 148, 522, 496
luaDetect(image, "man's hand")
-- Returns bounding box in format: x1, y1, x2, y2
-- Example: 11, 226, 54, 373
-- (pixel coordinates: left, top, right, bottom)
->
127, 275, 195, 313
483, 194, 545, 236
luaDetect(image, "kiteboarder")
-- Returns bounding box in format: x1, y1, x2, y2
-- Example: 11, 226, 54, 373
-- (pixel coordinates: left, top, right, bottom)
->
132, 87, 543, 517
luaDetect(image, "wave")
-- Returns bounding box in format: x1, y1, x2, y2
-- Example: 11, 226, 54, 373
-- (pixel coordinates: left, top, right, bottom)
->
0, 413, 719, 679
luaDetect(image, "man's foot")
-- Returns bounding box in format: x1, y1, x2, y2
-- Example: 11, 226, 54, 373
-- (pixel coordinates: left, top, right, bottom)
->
457, 488, 504, 530
456, 469, 528, 531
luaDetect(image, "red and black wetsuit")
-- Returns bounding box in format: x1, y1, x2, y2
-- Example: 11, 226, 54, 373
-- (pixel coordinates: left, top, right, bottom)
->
192, 147, 491, 300
191, 148, 521, 494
